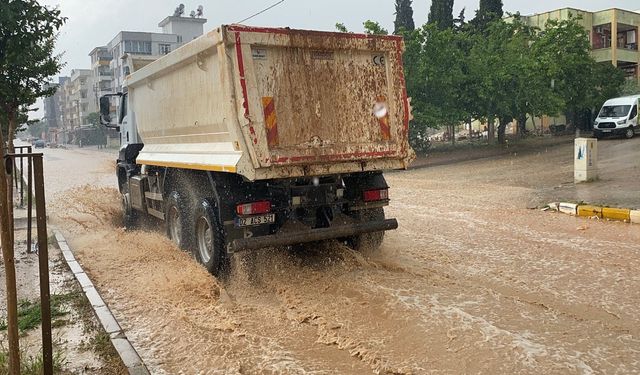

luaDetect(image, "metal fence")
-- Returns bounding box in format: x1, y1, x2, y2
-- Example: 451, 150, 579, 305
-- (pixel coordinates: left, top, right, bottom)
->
2, 148, 52, 375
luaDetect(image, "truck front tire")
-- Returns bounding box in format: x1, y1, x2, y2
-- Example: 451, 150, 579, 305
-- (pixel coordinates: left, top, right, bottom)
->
348, 207, 386, 254
194, 199, 228, 278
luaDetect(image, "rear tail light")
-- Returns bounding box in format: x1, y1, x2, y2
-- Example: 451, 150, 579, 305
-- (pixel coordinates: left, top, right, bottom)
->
363, 189, 389, 202
236, 201, 271, 215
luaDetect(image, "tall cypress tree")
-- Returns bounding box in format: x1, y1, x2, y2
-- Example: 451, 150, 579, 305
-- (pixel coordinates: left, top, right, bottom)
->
472, 0, 504, 30
428, 0, 455, 30
394, 0, 415, 34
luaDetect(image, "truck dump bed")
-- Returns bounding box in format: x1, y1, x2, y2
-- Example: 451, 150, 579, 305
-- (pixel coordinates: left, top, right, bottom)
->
127, 25, 414, 180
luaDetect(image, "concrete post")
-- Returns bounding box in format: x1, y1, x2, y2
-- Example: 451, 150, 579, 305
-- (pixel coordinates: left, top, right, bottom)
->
575, 138, 598, 182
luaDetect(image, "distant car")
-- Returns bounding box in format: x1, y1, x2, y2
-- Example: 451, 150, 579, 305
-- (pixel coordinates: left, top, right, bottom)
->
34, 139, 45, 149
594, 95, 639, 139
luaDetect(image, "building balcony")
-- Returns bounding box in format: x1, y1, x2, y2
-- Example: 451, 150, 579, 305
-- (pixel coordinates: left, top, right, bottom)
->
617, 48, 640, 63
591, 48, 612, 62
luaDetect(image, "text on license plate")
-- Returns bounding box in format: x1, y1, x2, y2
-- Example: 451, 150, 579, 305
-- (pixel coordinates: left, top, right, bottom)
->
235, 214, 275, 227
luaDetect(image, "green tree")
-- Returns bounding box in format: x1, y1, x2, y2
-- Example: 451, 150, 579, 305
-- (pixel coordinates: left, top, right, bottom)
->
27, 119, 45, 138
0, 0, 66, 151
428, 0, 454, 30
0, 2, 65, 369
335, 22, 349, 33
472, 0, 503, 31
532, 17, 623, 131
406, 25, 470, 150
85, 111, 106, 146
453, 8, 467, 31
363, 20, 388, 35
584, 62, 625, 127
620, 78, 640, 96
394, 0, 415, 34
466, 18, 547, 143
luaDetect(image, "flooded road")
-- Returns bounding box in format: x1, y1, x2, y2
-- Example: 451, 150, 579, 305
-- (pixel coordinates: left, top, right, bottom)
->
42, 141, 640, 374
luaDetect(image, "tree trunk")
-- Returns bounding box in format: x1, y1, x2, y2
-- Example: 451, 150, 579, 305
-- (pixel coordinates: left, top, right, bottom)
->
497, 117, 508, 145
487, 116, 495, 142
530, 115, 538, 133
450, 125, 455, 145
517, 115, 527, 138
7, 110, 16, 246
0, 108, 21, 374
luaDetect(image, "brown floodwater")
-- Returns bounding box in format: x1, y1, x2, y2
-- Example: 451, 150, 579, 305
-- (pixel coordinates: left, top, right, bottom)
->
37, 143, 640, 374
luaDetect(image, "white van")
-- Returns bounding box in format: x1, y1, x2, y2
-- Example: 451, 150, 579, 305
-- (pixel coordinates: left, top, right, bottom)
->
593, 95, 640, 139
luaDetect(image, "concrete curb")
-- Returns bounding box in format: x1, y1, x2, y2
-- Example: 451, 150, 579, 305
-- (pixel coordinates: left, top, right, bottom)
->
546, 202, 640, 224
52, 230, 150, 375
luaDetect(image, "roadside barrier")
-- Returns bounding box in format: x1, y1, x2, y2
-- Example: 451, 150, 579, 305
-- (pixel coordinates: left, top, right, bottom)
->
546, 202, 639, 224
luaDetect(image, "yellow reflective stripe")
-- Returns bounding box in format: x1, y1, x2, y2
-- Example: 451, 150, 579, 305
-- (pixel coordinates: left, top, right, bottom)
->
136, 159, 237, 173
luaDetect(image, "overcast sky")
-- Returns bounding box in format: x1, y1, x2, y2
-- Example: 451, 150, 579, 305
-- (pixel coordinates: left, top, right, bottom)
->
33, 0, 640, 118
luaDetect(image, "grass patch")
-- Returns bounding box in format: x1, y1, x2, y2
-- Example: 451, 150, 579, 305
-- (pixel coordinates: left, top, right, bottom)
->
47, 233, 59, 249
58, 277, 127, 374
0, 346, 66, 375
0, 294, 73, 334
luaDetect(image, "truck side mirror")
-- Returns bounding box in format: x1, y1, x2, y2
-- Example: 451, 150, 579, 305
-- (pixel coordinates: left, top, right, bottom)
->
99, 96, 111, 125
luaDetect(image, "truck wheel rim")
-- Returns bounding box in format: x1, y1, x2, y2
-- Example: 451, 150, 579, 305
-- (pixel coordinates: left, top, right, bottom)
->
168, 206, 181, 244
196, 217, 213, 264
627, 128, 634, 138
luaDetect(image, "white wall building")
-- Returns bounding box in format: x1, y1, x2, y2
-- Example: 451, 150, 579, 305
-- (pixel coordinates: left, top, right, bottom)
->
107, 16, 207, 94
89, 46, 113, 107
158, 16, 208, 44
62, 69, 96, 129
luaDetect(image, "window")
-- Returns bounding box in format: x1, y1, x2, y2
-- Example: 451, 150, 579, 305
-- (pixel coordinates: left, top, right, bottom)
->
630, 105, 638, 119
159, 44, 171, 55
124, 40, 152, 55
599, 105, 631, 118
177, 35, 183, 43
98, 66, 111, 76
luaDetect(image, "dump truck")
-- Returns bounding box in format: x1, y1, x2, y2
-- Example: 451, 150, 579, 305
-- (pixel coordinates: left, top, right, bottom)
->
100, 25, 414, 276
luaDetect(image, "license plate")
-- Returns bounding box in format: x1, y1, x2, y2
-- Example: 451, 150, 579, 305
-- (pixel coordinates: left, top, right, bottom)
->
235, 214, 275, 227
602, 129, 612, 133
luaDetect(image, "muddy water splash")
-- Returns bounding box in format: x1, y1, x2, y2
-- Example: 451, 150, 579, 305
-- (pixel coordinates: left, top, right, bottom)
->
50, 186, 430, 374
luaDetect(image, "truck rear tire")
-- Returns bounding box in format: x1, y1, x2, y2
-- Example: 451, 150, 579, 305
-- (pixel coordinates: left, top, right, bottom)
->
165, 190, 194, 250
348, 207, 386, 254
194, 199, 229, 278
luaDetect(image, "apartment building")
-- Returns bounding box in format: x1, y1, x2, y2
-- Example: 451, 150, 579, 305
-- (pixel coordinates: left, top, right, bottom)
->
107, 31, 179, 93
158, 15, 207, 44
57, 69, 96, 142
521, 8, 640, 81
107, 16, 207, 93
89, 46, 113, 106
42, 77, 68, 129
46, 14, 208, 144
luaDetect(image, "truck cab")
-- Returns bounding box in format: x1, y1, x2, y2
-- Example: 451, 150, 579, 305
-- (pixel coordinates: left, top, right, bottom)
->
594, 95, 640, 139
